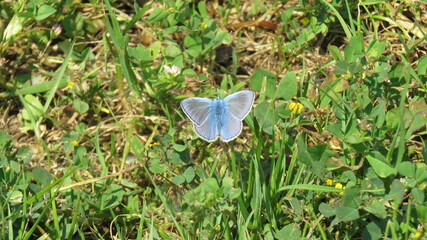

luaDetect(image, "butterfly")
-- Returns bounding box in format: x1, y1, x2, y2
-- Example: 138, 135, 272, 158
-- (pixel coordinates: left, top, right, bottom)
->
180, 90, 255, 142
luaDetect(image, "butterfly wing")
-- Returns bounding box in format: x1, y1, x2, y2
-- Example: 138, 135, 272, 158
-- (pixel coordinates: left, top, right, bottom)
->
180, 97, 212, 126
219, 111, 243, 142
194, 110, 219, 142
181, 97, 219, 142
218, 90, 255, 142
224, 90, 255, 120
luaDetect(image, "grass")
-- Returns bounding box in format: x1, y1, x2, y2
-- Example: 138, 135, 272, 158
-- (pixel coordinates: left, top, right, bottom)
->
1, 0, 426, 239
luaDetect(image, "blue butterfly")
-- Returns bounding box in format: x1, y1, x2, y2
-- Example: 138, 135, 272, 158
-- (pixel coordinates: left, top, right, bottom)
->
181, 90, 255, 142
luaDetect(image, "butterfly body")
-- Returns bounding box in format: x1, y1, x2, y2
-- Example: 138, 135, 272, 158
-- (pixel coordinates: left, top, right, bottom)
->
181, 90, 255, 142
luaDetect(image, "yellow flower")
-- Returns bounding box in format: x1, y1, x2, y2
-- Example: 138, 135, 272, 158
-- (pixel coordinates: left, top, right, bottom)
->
200, 22, 208, 30
301, 17, 310, 26
214, 224, 221, 231
68, 81, 75, 88
289, 102, 303, 115
335, 183, 346, 195
326, 179, 333, 186
71, 140, 79, 146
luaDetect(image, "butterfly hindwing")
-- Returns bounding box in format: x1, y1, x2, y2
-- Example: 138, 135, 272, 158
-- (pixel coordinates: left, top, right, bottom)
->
194, 108, 219, 142
220, 110, 243, 142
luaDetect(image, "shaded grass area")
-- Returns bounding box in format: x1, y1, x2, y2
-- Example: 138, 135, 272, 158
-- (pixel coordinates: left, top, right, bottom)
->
1, 0, 426, 239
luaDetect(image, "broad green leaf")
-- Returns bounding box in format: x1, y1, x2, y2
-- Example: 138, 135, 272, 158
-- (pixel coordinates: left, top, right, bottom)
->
288, 197, 303, 217
415, 204, 427, 225
222, 177, 241, 199
172, 175, 185, 185
3, 15, 23, 41
73, 99, 89, 114
254, 102, 274, 135
307, 144, 336, 162
366, 152, 397, 178
0, 131, 12, 151
173, 144, 187, 152
101, 184, 125, 210
385, 179, 405, 207
297, 135, 313, 165
164, 45, 182, 58
276, 224, 301, 240
334, 206, 359, 221
411, 188, 424, 204
398, 161, 415, 177
250, 69, 276, 98
418, 55, 427, 75
184, 35, 202, 58
184, 178, 219, 203
32, 167, 52, 186
197, 1, 208, 19
275, 72, 297, 100
362, 222, 383, 240
319, 203, 335, 217
214, 30, 232, 45
22, 95, 44, 120
367, 40, 386, 58
298, 97, 316, 111
184, 166, 195, 183
8, 190, 23, 205
149, 159, 166, 174
361, 178, 385, 195
364, 201, 387, 219
344, 34, 364, 62
120, 179, 138, 189
171, 151, 190, 165
36, 5, 57, 21
415, 167, 427, 183
342, 187, 361, 208
147, 8, 168, 22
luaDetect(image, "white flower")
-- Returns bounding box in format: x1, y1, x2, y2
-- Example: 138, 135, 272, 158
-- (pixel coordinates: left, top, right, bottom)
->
163, 65, 181, 77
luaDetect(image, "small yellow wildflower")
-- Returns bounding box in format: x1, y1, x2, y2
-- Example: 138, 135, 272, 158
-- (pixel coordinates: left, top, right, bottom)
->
301, 17, 310, 26
335, 183, 346, 195
149, 142, 160, 147
289, 102, 303, 115
413, 229, 423, 239
200, 22, 208, 30
71, 140, 79, 146
326, 179, 333, 186
68, 81, 75, 88
214, 225, 221, 231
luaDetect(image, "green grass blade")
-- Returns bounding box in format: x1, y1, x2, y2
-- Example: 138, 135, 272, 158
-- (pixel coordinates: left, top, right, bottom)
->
43, 41, 74, 112
319, 0, 353, 39
278, 184, 344, 193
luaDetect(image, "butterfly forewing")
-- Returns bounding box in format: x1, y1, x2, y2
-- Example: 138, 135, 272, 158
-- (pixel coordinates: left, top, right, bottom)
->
180, 98, 212, 126
224, 90, 255, 120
